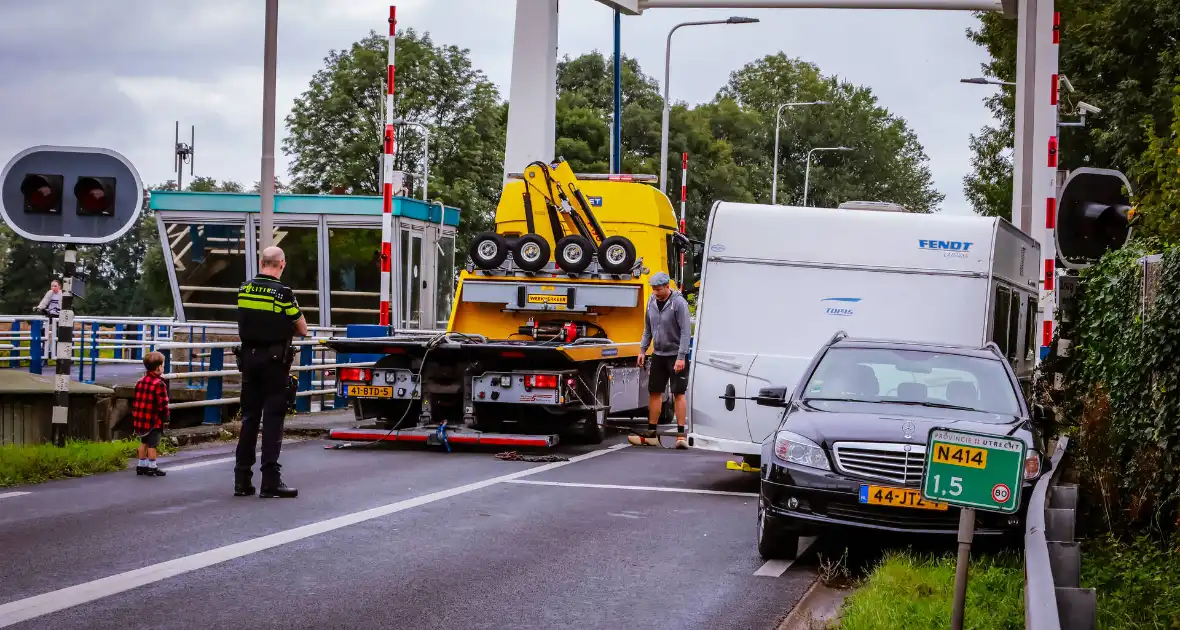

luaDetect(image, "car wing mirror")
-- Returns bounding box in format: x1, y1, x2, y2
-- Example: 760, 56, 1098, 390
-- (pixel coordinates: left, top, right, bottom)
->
755, 386, 789, 407
1032, 403, 1057, 433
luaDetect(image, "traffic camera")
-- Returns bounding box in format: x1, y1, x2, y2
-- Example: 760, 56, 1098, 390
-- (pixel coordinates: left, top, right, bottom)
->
0, 145, 142, 244
1055, 167, 1135, 267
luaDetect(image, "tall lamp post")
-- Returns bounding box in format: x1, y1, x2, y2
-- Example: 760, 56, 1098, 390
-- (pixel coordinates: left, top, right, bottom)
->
659, 15, 759, 195
259, 0, 279, 250
391, 118, 429, 201
803, 146, 853, 207
771, 100, 830, 205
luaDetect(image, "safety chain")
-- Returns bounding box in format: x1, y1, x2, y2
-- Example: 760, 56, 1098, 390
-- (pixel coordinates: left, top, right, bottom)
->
494, 451, 570, 463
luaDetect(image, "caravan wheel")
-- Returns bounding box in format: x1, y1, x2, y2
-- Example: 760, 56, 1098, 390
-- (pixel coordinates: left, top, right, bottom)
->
469, 232, 508, 269
598, 236, 636, 274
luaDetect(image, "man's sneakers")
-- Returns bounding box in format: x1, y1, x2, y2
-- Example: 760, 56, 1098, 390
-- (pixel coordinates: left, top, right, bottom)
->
627, 428, 690, 448
627, 433, 660, 447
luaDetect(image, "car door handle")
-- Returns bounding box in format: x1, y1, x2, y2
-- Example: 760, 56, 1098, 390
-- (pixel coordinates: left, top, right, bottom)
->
707, 357, 742, 370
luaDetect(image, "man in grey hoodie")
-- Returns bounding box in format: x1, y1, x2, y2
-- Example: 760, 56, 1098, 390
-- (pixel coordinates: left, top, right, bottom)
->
630, 271, 691, 448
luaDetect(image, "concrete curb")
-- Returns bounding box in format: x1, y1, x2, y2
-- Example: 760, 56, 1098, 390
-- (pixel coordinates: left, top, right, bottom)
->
776, 579, 850, 630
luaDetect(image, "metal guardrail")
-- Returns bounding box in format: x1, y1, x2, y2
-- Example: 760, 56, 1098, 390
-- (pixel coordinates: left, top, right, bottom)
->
1024, 435, 1096, 630
1, 314, 444, 423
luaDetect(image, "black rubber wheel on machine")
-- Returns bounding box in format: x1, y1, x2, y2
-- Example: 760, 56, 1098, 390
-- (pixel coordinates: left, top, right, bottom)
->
757, 499, 799, 560
555, 235, 594, 273
512, 234, 551, 272
469, 231, 509, 269
597, 235, 637, 274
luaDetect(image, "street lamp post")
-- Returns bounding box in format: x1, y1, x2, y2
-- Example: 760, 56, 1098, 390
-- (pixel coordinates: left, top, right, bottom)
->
803, 146, 853, 207
259, 0, 279, 250
659, 16, 759, 195
391, 119, 429, 201
771, 100, 830, 205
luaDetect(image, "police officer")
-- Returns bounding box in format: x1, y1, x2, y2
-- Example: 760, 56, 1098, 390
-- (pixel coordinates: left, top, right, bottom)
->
234, 246, 308, 498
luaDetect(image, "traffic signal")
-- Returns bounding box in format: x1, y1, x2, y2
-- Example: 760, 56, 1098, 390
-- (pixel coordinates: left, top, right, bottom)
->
0, 145, 142, 245
74, 176, 116, 216
1055, 167, 1134, 266
19, 174, 63, 214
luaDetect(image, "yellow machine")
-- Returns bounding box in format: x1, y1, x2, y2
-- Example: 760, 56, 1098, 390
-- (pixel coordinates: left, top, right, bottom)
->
330, 160, 702, 448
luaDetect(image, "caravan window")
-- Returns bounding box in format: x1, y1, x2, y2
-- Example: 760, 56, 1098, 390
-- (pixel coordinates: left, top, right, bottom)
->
991, 286, 1011, 357
1006, 294, 1020, 366
1025, 297, 1038, 362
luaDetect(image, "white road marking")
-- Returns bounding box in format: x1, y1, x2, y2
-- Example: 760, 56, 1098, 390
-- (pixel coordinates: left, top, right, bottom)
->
503, 479, 757, 498
155, 440, 298, 472
752, 536, 818, 577
0, 492, 31, 501
0, 443, 628, 628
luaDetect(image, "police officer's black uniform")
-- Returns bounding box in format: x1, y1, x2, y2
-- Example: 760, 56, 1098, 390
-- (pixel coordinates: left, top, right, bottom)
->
234, 273, 301, 498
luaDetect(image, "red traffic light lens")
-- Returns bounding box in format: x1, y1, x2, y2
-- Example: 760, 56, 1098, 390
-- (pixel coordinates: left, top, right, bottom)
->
19, 174, 63, 213
74, 176, 115, 216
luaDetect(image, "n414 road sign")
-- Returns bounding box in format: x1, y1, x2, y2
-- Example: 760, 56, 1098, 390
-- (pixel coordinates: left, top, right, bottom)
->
921, 428, 1026, 514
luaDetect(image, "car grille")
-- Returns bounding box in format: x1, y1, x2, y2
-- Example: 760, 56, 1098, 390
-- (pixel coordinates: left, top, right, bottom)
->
831, 442, 926, 487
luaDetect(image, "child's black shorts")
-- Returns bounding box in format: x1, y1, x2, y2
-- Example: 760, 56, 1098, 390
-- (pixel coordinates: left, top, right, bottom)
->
140, 428, 162, 448
648, 355, 689, 395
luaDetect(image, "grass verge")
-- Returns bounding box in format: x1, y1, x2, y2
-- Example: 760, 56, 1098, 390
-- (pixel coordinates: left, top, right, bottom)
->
0, 438, 176, 488
835, 550, 1024, 630
1083, 534, 1180, 629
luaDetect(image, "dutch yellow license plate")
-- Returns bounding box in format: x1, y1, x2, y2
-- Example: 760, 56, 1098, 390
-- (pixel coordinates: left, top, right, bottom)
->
345, 385, 393, 398
859, 485, 948, 511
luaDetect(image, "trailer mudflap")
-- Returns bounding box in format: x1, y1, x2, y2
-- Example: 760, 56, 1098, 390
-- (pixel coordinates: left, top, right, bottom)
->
328, 427, 559, 448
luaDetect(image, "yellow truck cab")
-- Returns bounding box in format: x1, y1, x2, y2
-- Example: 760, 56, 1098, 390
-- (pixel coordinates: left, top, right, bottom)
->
329, 160, 703, 448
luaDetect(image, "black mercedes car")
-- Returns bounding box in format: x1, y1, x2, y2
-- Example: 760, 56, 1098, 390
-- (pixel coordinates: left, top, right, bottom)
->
755, 332, 1053, 560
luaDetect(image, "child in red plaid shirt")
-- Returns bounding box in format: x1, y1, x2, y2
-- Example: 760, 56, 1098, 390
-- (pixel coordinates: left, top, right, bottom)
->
132, 351, 169, 477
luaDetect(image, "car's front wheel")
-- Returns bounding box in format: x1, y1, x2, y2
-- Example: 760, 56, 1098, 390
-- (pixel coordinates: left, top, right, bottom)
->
757, 500, 799, 560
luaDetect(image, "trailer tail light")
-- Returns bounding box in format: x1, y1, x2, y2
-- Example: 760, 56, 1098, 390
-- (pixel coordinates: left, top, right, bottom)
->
524, 374, 558, 389
339, 368, 371, 383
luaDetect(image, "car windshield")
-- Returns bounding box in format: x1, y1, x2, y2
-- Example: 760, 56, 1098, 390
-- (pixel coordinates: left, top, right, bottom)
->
801, 347, 1022, 416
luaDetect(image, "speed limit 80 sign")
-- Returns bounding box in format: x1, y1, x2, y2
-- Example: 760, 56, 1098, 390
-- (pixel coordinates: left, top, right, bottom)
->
921, 428, 1026, 514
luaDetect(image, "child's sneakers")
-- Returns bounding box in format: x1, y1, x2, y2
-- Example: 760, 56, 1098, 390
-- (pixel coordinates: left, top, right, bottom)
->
136, 465, 147, 475
137, 464, 166, 477
675, 435, 688, 449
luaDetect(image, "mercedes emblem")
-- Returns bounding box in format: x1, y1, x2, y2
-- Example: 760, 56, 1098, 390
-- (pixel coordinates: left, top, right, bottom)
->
902, 420, 916, 440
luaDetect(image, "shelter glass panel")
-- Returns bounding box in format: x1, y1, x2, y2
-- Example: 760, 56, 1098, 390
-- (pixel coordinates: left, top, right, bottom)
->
163, 219, 247, 322
327, 227, 382, 327
254, 224, 321, 328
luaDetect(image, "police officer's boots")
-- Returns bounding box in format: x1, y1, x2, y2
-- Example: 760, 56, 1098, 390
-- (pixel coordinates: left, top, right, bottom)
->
234, 472, 256, 497
260, 480, 298, 499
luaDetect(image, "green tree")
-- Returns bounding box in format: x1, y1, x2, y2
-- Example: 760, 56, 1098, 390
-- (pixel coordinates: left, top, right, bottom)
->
718, 54, 944, 213
1132, 83, 1180, 245
283, 28, 505, 258
964, 3, 1180, 221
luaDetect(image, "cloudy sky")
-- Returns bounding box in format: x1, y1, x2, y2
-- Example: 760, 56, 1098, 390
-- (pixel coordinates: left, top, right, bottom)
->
0, 0, 1000, 214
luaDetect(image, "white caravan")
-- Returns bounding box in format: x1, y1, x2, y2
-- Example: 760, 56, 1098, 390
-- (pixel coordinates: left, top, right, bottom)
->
686, 202, 1042, 461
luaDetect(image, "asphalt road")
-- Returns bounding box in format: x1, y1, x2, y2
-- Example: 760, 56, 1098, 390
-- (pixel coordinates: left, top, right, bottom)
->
0, 436, 817, 629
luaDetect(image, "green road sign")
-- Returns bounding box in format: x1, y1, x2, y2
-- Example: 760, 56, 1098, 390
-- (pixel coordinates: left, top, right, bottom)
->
921, 428, 1026, 514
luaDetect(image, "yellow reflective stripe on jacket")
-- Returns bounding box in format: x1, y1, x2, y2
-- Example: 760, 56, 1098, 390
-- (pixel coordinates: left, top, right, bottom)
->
237, 292, 280, 312
283, 306, 300, 317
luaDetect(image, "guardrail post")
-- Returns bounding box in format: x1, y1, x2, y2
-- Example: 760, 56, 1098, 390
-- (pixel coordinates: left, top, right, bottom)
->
334, 350, 349, 409
29, 320, 43, 374
115, 323, 124, 360
203, 347, 224, 425
89, 321, 98, 384
131, 324, 143, 360
296, 344, 312, 413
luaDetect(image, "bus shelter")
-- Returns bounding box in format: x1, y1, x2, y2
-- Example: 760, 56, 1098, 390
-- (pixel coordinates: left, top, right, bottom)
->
149, 191, 460, 329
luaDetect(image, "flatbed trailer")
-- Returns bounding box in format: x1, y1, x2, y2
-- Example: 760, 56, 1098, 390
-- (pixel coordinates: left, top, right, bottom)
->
326, 161, 702, 447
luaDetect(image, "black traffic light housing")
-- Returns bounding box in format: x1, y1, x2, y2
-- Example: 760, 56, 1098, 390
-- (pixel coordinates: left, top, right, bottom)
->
1056, 167, 1135, 266
1, 145, 142, 245
19, 174, 63, 214
74, 176, 116, 216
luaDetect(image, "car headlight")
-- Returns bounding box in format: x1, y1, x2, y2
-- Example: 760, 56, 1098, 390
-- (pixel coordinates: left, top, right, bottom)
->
1023, 449, 1042, 480
773, 431, 830, 471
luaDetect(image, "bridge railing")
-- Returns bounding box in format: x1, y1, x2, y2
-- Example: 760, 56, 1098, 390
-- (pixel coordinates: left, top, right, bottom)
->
1, 315, 439, 424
